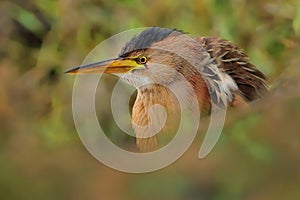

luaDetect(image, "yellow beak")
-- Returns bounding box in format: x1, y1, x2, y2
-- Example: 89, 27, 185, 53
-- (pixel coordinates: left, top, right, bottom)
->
65, 57, 142, 74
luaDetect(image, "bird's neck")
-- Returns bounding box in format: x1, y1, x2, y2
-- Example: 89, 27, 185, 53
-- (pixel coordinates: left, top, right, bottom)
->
132, 80, 210, 151
132, 84, 180, 150
132, 84, 179, 127
132, 77, 211, 126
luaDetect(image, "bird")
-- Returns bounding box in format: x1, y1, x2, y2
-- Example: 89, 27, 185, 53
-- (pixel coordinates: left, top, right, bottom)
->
65, 27, 269, 152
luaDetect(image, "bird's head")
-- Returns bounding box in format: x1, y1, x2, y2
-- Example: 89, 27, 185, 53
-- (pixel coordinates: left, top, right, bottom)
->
65, 27, 190, 87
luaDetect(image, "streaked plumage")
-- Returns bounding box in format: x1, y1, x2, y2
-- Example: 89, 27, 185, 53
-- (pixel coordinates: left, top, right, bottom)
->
66, 27, 269, 151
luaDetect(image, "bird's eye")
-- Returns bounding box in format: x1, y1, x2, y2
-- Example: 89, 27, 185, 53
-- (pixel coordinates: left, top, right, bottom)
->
136, 56, 147, 64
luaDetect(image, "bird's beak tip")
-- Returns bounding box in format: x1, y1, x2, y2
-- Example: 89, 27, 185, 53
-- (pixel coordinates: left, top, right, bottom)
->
64, 68, 77, 74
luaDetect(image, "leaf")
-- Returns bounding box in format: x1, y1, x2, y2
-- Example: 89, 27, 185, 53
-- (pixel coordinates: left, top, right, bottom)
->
12, 6, 44, 35
293, 4, 300, 36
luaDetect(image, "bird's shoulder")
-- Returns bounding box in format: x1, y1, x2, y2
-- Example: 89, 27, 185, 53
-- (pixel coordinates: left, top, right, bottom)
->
196, 36, 269, 101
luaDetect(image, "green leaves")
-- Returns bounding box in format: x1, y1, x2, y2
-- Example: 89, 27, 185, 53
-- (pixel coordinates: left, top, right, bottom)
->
12, 6, 44, 36
293, 3, 300, 36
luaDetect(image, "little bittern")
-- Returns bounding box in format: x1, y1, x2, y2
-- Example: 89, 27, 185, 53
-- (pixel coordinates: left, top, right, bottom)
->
66, 27, 268, 151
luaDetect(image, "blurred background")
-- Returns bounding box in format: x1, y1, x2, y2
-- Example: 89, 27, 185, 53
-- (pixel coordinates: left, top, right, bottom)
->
1, 0, 300, 199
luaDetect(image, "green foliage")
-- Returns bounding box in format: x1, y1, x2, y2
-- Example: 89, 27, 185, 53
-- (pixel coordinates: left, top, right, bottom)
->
12, 6, 44, 35
1, 0, 300, 199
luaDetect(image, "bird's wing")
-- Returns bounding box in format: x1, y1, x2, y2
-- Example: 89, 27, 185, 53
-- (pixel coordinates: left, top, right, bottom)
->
197, 37, 269, 102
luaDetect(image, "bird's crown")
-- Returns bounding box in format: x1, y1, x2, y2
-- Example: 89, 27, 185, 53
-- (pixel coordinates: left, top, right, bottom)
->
120, 27, 184, 57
